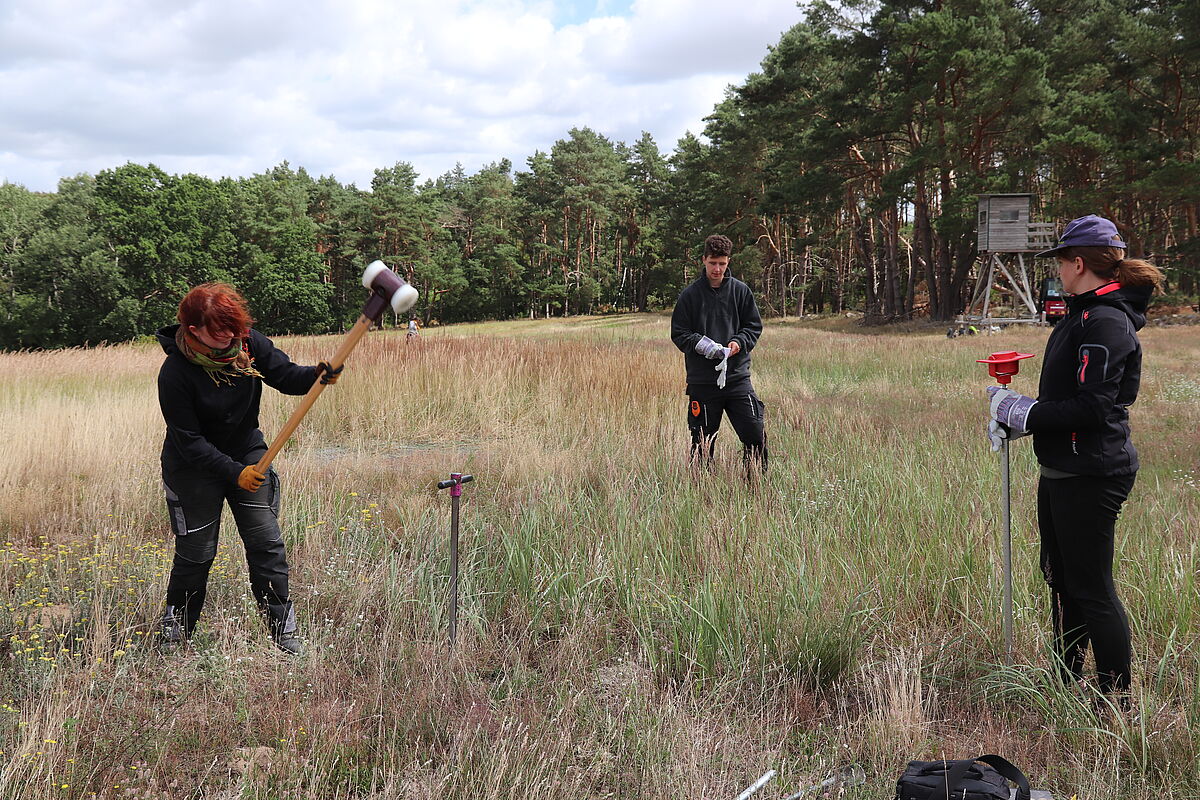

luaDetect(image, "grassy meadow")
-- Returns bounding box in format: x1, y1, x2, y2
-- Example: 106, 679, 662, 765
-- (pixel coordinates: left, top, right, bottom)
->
1, 313, 1199, 799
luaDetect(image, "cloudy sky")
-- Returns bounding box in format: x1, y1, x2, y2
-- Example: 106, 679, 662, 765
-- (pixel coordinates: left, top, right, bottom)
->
0, 0, 804, 193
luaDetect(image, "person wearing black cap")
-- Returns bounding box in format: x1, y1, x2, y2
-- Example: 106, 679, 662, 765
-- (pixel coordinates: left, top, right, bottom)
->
987, 215, 1163, 704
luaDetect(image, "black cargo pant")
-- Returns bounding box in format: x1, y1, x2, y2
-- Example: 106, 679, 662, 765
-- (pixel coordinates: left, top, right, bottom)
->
162, 448, 293, 635
687, 389, 768, 474
1038, 473, 1136, 694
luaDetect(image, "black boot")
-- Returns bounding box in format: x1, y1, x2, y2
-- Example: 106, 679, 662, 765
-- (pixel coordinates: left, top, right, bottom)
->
159, 605, 188, 654
263, 600, 303, 656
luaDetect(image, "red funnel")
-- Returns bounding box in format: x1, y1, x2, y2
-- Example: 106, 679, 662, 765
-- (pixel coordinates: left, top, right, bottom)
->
977, 351, 1036, 385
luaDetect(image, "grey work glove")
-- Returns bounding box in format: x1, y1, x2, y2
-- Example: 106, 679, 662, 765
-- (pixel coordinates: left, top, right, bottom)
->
715, 349, 730, 388
987, 386, 1037, 434
987, 419, 1006, 452
694, 336, 726, 359
987, 419, 1030, 452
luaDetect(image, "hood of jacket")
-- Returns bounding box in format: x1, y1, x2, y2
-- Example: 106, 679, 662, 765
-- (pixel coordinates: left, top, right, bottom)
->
1067, 283, 1151, 331
157, 324, 182, 356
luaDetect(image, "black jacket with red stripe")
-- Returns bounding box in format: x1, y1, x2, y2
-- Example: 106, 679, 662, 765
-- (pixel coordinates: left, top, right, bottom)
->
1026, 281, 1151, 476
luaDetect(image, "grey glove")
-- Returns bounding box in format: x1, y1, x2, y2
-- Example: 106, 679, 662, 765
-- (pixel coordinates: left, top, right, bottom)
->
988, 386, 1037, 434
987, 419, 1030, 452
987, 419, 1005, 452
694, 336, 725, 359
715, 350, 730, 388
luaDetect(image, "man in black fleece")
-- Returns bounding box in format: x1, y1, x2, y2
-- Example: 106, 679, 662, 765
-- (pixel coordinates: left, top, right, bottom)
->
670, 234, 767, 475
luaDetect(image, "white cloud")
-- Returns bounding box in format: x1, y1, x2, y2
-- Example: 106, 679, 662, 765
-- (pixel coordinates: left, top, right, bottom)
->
0, 0, 803, 192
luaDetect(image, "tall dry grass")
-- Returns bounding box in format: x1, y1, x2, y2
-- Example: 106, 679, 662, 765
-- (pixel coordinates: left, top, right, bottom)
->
0, 315, 1198, 798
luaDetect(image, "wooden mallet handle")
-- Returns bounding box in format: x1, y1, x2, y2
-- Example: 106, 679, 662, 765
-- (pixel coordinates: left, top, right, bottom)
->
255, 314, 372, 474
254, 261, 417, 474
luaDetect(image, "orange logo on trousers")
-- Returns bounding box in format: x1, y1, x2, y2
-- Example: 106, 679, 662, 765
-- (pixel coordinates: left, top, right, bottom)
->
690, 400, 701, 417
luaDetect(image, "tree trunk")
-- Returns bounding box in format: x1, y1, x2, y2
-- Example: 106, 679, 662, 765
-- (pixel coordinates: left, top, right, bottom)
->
914, 180, 938, 318
850, 197, 878, 319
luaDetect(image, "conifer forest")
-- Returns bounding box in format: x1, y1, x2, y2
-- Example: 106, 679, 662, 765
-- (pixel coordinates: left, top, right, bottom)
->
2, 0, 1198, 348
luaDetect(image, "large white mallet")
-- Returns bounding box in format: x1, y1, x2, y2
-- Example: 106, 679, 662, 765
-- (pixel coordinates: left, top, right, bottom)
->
254, 260, 417, 474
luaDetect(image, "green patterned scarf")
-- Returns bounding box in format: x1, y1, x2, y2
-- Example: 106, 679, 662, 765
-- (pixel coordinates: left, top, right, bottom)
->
175, 327, 264, 386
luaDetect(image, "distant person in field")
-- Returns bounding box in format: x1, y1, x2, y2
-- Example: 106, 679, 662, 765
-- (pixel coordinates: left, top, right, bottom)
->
407, 317, 419, 341
155, 283, 342, 656
987, 215, 1163, 705
671, 234, 767, 476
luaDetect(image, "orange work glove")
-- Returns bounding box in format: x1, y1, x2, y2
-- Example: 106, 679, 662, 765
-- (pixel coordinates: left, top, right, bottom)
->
238, 465, 266, 492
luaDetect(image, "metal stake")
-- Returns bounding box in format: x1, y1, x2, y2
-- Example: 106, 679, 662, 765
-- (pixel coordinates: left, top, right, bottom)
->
781, 765, 866, 800
977, 350, 1034, 666
734, 770, 775, 800
1000, 437, 1013, 665
436, 472, 473, 647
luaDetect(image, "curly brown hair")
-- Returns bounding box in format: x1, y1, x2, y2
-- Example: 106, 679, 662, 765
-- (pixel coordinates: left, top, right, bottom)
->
703, 234, 733, 259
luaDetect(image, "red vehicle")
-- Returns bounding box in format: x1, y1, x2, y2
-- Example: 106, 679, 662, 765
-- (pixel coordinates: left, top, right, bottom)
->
1040, 277, 1067, 325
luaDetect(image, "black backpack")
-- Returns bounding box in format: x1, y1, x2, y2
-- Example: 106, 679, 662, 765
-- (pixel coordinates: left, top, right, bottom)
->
895, 754, 1031, 800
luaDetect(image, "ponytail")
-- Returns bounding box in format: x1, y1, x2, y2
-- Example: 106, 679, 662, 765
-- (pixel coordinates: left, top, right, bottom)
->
1112, 256, 1165, 289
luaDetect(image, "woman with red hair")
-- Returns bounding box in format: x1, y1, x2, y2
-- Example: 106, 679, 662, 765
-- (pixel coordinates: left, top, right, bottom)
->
155, 283, 339, 655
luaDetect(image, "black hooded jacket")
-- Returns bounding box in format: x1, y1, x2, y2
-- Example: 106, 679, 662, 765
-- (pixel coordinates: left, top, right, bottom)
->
670, 273, 763, 392
156, 325, 316, 485
1025, 282, 1151, 476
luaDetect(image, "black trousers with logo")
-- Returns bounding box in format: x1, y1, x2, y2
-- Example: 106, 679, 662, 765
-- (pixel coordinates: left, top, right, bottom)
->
686, 388, 768, 474
1037, 473, 1136, 693
162, 448, 292, 634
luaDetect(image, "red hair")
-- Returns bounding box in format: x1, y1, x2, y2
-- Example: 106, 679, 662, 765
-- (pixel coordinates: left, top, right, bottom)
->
177, 283, 253, 334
